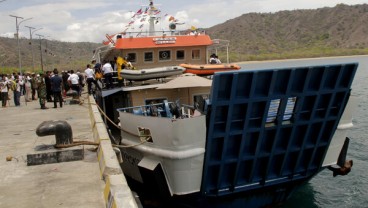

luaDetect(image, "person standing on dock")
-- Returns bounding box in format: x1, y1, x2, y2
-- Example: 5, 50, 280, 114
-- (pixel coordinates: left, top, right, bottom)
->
77, 71, 84, 96
13, 75, 22, 107
24, 73, 32, 102
85, 64, 101, 95
37, 73, 48, 110
0, 75, 9, 107
30, 73, 38, 100
45, 71, 53, 102
62, 71, 70, 97
50, 68, 63, 108
18, 72, 25, 96
67, 70, 80, 96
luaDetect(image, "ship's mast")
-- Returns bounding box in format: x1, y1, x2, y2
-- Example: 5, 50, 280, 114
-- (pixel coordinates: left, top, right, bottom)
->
148, 0, 155, 36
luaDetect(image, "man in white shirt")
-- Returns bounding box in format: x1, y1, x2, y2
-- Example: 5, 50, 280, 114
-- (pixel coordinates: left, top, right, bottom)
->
84, 64, 101, 94
18, 73, 25, 95
102, 61, 113, 89
67, 70, 80, 96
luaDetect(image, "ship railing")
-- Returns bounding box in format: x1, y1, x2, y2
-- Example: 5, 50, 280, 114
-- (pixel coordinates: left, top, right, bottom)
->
180, 104, 197, 118
100, 71, 171, 89
117, 100, 200, 119
116, 29, 206, 39
99, 71, 129, 89
117, 101, 173, 118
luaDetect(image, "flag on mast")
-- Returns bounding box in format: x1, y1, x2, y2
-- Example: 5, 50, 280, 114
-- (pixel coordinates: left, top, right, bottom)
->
132, 8, 143, 18
104, 34, 115, 45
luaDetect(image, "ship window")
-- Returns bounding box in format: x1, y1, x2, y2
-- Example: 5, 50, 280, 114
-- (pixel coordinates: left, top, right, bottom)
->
126, 53, 137, 63
192, 49, 200, 60
144, 52, 153, 62
159, 50, 171, 61
176, 50, 185, 60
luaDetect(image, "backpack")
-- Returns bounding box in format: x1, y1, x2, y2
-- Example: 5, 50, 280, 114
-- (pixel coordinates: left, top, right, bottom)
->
9, 80, 16, 91
95, 72, 103, 79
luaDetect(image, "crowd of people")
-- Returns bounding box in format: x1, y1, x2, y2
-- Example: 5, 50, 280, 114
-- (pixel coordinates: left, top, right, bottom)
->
0, 62, 103, 109
0, 57, 132, 109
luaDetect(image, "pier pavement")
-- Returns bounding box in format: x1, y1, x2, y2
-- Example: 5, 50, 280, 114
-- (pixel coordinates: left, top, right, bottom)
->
0, 95, 105, 207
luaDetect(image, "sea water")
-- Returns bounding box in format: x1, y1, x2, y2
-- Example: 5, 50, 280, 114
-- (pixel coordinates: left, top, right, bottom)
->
239, 55, 368, 208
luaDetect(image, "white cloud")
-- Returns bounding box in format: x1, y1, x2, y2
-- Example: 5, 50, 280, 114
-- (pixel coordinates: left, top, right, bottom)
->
67, 23, 81, 30
0, 32, 16, 38
58, 9, 132, 42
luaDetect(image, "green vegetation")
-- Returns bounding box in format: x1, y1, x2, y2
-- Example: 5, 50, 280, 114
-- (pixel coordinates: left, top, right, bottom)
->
0, 37, 100, 74
208, 4, 368, 63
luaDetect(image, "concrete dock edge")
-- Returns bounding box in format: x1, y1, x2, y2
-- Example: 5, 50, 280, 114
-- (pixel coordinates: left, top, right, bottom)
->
88, 96, 138, 208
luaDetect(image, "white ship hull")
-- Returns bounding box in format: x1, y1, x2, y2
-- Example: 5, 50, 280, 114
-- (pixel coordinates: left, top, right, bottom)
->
119, 111, 207, 195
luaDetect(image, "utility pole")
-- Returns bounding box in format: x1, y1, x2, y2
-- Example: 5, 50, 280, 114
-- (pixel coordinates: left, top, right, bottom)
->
0, 54, 6, 74
9, 15, 32, 74
25, 26, 42, 71
35, 34, 44, 72
42, 36, 50, 72
43, 38, 47, 71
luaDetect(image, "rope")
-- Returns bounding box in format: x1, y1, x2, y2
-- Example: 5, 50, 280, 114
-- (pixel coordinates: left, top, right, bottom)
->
54, 140, 99, 148
85, 96, 121, 130
56, 94, 150, 149
54, 136, 151, 149
113, 136, 151, 148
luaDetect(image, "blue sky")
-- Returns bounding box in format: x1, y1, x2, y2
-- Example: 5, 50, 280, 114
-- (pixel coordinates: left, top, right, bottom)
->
0, 0, 366, 43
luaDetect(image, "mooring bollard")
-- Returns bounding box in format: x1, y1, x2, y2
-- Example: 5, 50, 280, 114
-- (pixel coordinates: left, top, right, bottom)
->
36, 120, 73, 145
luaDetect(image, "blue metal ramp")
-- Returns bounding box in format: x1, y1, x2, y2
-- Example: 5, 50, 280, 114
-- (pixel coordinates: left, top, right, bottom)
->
201, 63, 358, 196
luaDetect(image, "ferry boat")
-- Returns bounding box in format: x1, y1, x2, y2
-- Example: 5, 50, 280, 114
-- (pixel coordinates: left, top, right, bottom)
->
94, 1, 358, 207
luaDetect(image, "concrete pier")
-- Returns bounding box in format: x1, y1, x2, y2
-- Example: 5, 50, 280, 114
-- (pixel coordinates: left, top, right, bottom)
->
0, 94, 137, 207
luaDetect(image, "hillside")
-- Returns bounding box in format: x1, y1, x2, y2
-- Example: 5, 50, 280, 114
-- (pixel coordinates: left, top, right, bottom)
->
1, 3, 368, 73
206, 3, 368, 61
0, 37, 100, 73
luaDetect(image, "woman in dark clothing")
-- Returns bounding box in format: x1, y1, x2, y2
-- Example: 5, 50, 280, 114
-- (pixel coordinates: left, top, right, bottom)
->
62, 71, 70, 95
45, 71, 53, 102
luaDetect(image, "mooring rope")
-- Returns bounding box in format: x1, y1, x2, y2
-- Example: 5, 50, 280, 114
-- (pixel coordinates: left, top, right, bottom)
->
84, 95, 122, 130
56, 93, 150, 150
54, 136, 151, 149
